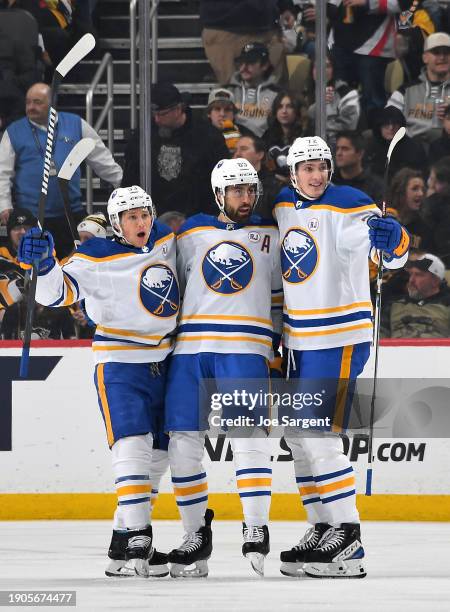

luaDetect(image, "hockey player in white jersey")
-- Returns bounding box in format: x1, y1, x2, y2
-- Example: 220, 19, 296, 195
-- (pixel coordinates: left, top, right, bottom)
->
274, 137, 409, 579
18, 186, 179, 578
165, 158, 283, 577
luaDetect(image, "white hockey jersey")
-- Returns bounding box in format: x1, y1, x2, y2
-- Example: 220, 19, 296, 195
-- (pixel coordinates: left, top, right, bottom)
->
174, 213, 283, 359
35, 221, 179, 364
274, 184, 409, 351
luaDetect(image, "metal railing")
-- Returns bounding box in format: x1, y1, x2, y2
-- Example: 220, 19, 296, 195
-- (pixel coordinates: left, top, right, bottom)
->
130, 0, 160, 131
85, 52, 114, 213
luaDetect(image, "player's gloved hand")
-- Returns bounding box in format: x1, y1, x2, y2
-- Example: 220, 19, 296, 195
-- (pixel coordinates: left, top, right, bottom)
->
18, 228, 56, 275
367, 216, 409, 258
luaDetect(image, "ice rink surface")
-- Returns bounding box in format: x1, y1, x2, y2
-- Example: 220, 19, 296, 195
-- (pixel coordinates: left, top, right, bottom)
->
0, 520, 448, 612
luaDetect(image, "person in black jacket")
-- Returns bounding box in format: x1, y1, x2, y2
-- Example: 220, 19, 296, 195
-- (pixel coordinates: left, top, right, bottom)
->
364, 105, 427, 181
122, 83, 230, 217
199, 0, 285, 85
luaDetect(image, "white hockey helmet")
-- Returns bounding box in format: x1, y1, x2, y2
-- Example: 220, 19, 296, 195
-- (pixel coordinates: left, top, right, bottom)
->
287, 136, 334, 199
211, 158, 262, 215
107, 185, 155, 239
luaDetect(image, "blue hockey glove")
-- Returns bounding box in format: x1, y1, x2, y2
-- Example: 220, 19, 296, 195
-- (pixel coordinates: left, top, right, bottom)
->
18, 227, 56, 275
367, 216, 409, 258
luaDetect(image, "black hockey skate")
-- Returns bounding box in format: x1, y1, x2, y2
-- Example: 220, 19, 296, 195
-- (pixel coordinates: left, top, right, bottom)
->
168, 508, 214, 578
242, 524, 270, 577
302, 523, 366, 579
105, 527, 169, 578
280, 522, 331, 577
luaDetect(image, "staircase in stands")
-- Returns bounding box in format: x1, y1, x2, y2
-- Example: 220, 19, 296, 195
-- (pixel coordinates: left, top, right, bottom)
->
58, 0, 216, 211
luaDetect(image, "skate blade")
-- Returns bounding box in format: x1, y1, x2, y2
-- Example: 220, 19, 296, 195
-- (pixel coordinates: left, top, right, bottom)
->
170, 559, 209, 578
105, 560, 134, 578
126, 558, 151, 578
279, 561, 305, 578
147, 563, 169, 578
303, 559, 366, 579
245, 552, 265, 577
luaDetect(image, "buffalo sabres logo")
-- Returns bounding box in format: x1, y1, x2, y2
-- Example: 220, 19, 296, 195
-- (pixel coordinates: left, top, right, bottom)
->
139, 264, 180, 317
281, 228, 318, 283
202, 241, 253, 294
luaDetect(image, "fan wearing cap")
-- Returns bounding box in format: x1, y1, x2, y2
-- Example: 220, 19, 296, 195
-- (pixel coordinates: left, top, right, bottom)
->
226, 42, 280, 138
207, 88, 242, 154
17, 186, 179, 578
388, 32, 450, 144
273, 136, 410, 579
387, 253, 450, 338
122, 83, 229, 217
0, 208, 37, 322
0, 207, 75, 340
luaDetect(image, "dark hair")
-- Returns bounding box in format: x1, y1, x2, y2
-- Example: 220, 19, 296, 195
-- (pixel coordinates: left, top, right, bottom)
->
264, 90, 303, 146
238, 133, 267, 154
387, 167, 424, 217
335, 130, 365, 152
432, 156, 450, 186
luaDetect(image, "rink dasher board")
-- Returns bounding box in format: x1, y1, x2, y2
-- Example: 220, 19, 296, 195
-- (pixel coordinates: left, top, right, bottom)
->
1, 340, 450, 521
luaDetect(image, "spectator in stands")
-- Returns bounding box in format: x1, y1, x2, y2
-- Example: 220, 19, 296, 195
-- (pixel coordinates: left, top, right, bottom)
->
0, 31, 38, 129
0, 82, 122, 258
305, 50, 360, 150
279, 0, 301, 54
122, 83, 229, 217
207, 88, 242, 155
387, 32, 450, 144
394, 0, 438, 84
388, 167, 434, 251
421, 156, 450, 266
311, 1, 402, 118
199, 0, 285, 85
263, 90, 303, 184
333, 131, 384, 204
0, 206, 74, 339
365, 105, 427, 180
429, 104, 450, 163
385, 253, 450, 338
233, 134, 280, 218
158, 211, 186, 234
226, 42, 280, 137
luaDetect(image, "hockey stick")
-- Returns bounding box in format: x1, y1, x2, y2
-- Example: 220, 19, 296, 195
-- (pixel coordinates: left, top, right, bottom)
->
365, 126, 406, 495
20, 34, 96, 378
58, 137, 96, 248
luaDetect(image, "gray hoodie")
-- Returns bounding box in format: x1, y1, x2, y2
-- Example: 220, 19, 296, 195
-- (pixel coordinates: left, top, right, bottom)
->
387, 68, 450, 143
227, 71, 280, 137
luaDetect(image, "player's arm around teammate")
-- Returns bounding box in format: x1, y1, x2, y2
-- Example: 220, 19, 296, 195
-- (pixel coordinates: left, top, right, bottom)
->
18, 186, 180, 579
273, 136, 409, 579
164, 158, 283, 577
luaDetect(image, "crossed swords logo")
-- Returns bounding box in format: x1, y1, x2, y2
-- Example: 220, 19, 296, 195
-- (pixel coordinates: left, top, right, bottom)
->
282, 237, 314, 280
206, 255, 251, 291
142, 270, 178, 315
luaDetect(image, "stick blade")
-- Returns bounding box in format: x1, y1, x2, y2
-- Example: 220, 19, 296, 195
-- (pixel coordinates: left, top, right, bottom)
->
58, 138, 96, 181
56, 33, 96, 78
387, 126, 406, 162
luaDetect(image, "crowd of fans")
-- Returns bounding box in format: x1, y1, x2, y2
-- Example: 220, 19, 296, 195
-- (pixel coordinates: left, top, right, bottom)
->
1, 0, 450, 340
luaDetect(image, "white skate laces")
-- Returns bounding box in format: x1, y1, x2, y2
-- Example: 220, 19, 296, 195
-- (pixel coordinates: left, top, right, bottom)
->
294, 526, 321, 551
178, 532, 203, 553
243, 526, 265, 543
315, 527, 345, 552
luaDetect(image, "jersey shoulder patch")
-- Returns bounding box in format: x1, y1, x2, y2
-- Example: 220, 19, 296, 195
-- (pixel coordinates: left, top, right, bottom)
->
177, 213, 217, 238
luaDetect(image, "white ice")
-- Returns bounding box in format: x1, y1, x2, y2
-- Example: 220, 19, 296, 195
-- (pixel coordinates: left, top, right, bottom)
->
0, 521, 449, 612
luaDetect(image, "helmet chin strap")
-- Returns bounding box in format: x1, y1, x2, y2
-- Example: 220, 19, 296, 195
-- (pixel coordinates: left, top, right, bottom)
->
290, 173, 323, 201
